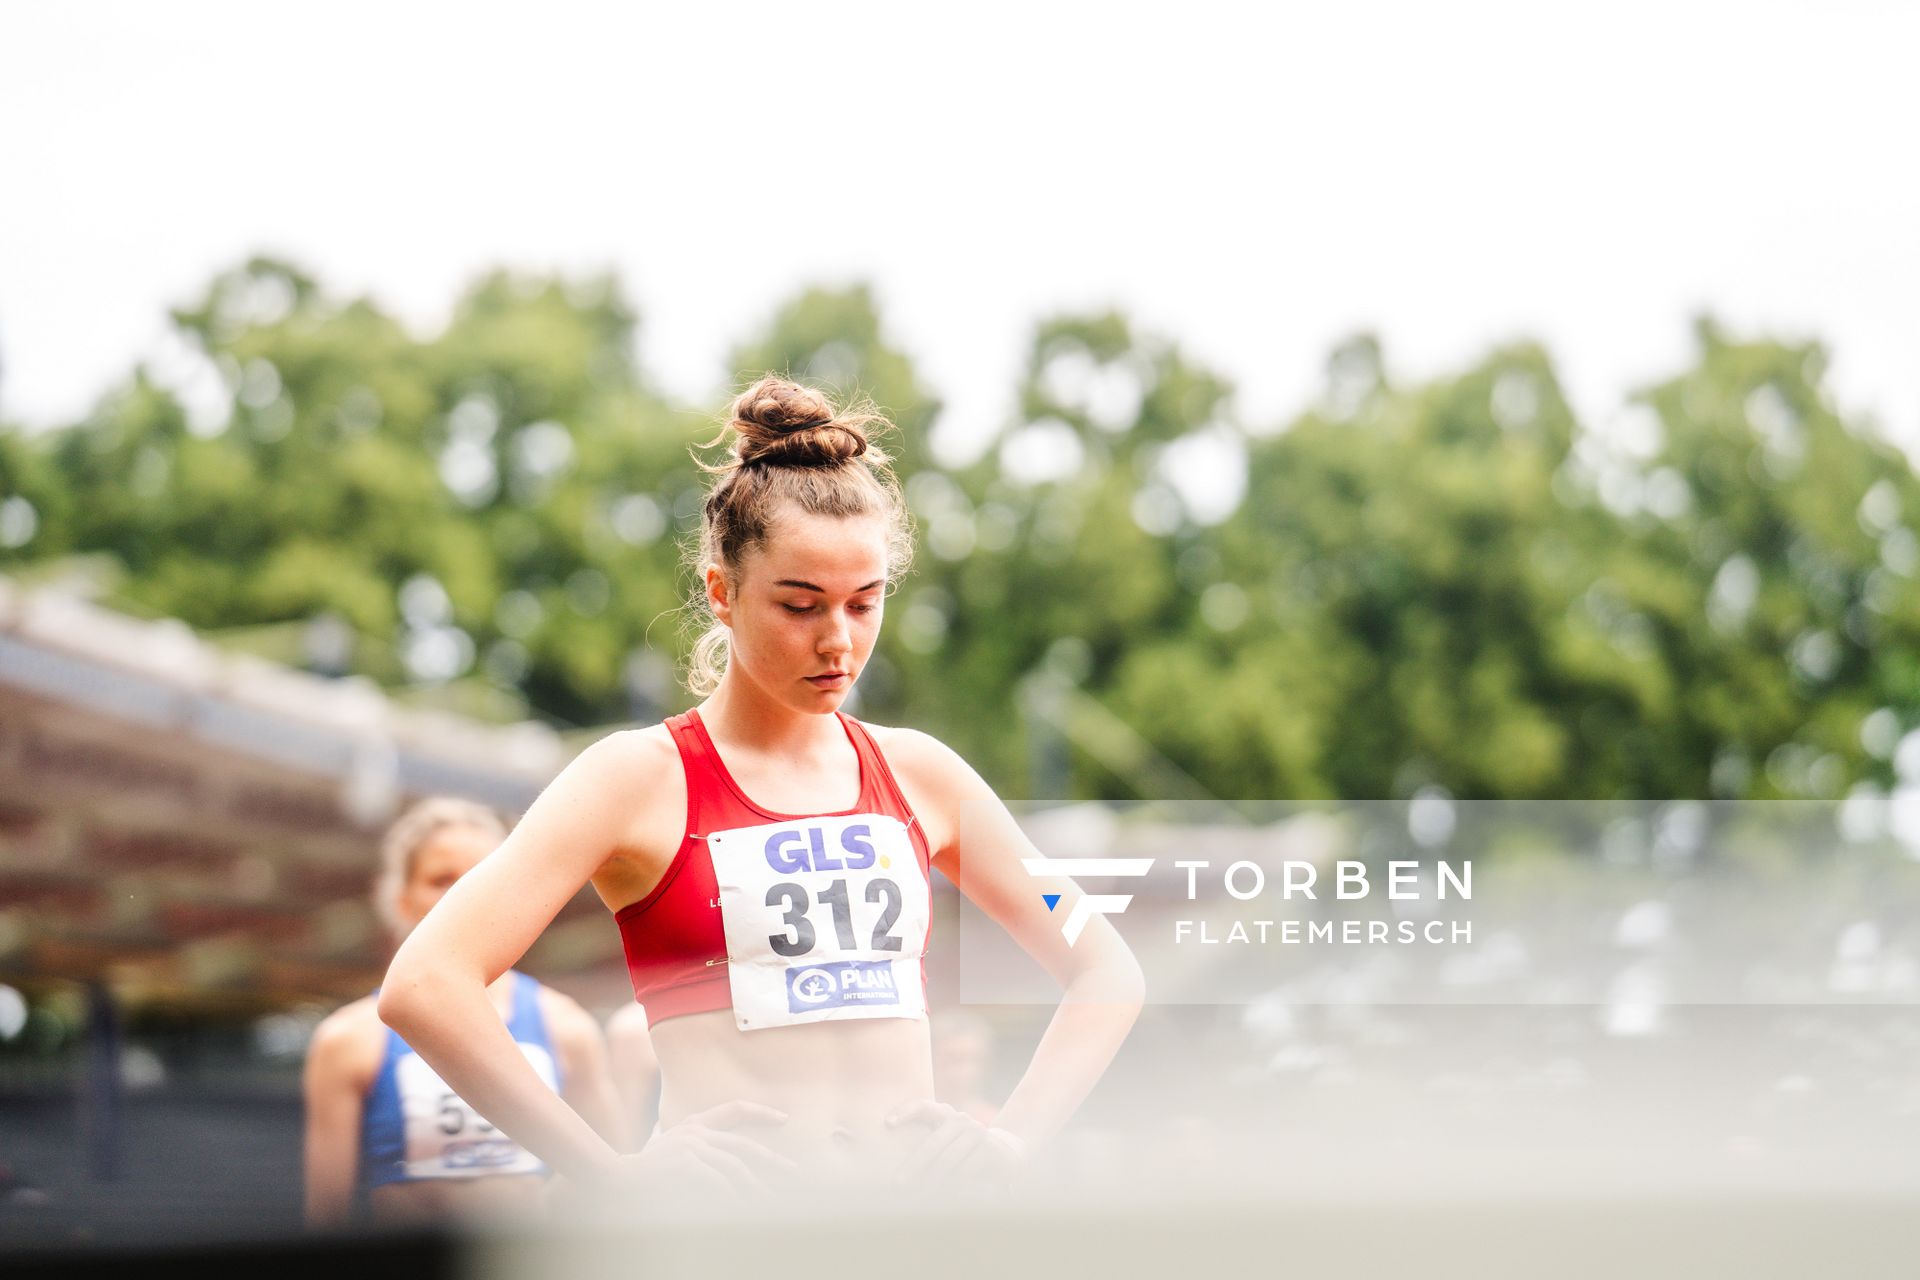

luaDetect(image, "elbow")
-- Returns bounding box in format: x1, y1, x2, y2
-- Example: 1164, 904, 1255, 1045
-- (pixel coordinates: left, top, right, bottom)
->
1102, 922, 1148, 1008
374, 981, 414, 1038
1068, 937, 1147, 1011
376, 953, 441, 1037
1111, 950, 1147, 1011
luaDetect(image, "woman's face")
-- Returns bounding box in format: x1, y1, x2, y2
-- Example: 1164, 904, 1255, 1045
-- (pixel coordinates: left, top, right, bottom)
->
394, 823, 496, 933
710, 508, 889, 716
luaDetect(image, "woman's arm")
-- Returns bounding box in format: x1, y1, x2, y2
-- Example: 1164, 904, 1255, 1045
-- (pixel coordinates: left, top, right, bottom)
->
544, 992, 627, 1152
894, 731, 1147, 1150
301, 1005, 379, 1228
606, 1004, 661, 1153
376, 731, 672, 1185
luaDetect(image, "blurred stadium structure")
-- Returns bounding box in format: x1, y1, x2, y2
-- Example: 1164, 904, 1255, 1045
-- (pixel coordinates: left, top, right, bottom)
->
0, 578, 597, 1001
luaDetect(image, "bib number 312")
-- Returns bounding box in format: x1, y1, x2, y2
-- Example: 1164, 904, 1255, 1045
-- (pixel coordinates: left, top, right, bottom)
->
765, 877, 904, 956
708, 813, 929, 1031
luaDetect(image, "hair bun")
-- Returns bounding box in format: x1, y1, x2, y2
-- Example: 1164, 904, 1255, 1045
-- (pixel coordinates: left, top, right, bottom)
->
729, 375, 869, 468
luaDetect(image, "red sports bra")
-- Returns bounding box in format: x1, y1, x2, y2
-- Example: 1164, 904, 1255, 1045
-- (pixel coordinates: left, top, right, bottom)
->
615, 708, 934, 1027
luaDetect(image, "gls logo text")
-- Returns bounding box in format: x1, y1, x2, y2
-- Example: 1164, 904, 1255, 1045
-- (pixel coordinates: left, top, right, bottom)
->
1020, 858, 1156, 945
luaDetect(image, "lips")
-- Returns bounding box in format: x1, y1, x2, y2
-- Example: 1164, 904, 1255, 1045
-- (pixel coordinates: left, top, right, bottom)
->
806, 672, 851, 686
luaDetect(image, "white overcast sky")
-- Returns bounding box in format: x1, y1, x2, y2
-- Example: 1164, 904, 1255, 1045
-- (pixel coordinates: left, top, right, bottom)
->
2, 0, 1916, 465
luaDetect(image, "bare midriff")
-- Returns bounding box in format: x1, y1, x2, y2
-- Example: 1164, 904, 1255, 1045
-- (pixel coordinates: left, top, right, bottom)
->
648, 1007, 937, 1177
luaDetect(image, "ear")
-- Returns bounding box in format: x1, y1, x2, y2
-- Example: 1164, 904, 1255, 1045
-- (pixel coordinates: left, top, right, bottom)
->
704, 563, 732, 626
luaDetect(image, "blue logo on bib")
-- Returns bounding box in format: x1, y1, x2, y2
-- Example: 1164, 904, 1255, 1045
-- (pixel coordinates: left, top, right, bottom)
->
785, 959, 899, 1012
445, 1139, 524, 1170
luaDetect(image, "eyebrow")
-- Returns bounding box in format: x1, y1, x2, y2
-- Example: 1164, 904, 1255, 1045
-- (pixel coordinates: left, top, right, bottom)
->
774, 578, 886, 593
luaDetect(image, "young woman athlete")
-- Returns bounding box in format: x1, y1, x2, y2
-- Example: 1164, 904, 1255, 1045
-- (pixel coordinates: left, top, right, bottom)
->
379, 376, 1145, 1200
303, 798, 623, 1226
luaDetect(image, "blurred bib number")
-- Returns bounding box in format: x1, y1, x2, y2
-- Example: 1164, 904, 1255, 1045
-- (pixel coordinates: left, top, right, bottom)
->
709, 813, 929, 1031
396, 1043, 557, 1178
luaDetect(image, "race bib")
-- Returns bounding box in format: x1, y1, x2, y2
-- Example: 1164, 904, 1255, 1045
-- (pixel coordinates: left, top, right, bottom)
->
395, 1042, 558, 1178
708, 813, 930, 1031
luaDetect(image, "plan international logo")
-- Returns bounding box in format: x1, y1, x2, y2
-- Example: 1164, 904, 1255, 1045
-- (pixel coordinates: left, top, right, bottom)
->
1020, 857, 1156, 944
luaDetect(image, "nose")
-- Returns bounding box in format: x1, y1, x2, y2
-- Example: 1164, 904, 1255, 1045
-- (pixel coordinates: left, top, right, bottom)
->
819, 609, 853, 657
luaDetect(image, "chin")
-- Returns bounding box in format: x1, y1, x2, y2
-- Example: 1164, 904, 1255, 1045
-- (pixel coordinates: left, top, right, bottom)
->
798, 679, 856, 710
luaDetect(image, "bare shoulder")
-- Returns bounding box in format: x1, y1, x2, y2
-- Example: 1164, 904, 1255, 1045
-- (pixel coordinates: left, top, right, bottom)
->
306, 996, 386, 1083
862, 722, 984, 795
534, 985, 604, 1046
606, 1001, 652, 1039
550, 724, 685, 839
571, 724, 681, 793
605, 1003, 657, 1061
314, 993, 384, 1042
858, 721, 999, 858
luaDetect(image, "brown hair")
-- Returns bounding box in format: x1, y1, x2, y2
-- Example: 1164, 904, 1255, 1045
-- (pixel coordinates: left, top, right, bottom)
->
684, 374, 914, 695
372, 796, 507, 934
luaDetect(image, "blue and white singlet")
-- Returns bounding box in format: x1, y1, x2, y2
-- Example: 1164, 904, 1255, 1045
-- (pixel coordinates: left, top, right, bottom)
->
360, 971, 563, 1188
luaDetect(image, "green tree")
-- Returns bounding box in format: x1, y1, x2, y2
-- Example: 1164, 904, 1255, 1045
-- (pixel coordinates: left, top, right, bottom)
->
8, 258, 1917, 805
17, 258, 707, 726
902, 312, 1232, 793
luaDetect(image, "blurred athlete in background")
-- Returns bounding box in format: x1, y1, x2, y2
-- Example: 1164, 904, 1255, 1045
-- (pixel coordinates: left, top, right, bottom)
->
604, 1002, 659, 1151
302, 798, 623, 1227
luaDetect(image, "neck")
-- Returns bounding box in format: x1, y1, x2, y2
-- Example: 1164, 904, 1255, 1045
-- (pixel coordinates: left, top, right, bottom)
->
700, 672, 842, 758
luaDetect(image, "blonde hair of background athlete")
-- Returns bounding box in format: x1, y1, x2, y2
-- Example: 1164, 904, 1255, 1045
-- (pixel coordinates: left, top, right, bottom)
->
373, 797, 508, 934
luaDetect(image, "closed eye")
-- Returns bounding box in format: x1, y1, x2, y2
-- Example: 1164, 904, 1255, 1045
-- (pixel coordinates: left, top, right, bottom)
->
781, 602, 880, 615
